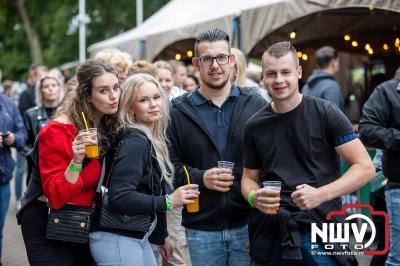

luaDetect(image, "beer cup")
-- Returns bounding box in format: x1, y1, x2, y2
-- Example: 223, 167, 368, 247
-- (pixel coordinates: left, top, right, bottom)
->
262, 181, 281, 214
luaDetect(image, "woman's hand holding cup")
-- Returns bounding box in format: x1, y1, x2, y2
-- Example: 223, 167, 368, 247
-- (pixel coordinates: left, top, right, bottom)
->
170, 184, 200, 208
71, 131, 97, 163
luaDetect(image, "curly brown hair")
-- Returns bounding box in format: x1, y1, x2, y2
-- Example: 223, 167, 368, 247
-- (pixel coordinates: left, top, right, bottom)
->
55, 58, 120, 154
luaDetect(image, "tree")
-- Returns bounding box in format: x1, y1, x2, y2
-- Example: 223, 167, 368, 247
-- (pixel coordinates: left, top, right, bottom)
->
15, 0, 42, 64
0, 0, 168, 80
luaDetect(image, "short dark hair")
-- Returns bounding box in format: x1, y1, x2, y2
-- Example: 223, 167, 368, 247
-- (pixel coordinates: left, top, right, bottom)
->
316, 46, 337, 69
194, 28, 230, 56
262, 41, 299, 67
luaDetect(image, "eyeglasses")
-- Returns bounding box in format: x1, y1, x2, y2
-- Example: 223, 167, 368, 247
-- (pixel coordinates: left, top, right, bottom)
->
196, 54, 230, 66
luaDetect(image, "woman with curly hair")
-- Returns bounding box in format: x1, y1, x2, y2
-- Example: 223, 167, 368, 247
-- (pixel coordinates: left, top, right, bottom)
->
18, 58, 121, 266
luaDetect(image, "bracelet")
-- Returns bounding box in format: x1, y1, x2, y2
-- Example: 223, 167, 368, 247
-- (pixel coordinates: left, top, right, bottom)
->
68, 163, 82, 173
247, 190, 255, 208
70, 159, 82, 167
165, 194, 173, 211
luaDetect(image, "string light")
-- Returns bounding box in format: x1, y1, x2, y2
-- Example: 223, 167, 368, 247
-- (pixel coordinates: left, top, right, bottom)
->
175, 53, 181, 60
368, 49, 373, 55
187, 50, 193, 58
297, 51, 303, 58
344, 35, 351, 41
351, 41, 358, 47
383, 44, 389, 50
395, 38, 400, 48
302, 54, 308, 61
289, 31, 296, 39
365, 44, 371, 50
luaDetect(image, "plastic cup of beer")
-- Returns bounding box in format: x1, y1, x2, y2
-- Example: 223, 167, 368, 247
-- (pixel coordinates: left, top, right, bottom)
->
262, 181, 281, 214
217, 161, 235, 170
186, 196, 199, 213
80, 128, 99, 158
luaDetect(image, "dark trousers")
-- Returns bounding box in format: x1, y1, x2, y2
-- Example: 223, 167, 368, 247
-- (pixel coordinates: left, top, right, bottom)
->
370, 187, 388, 266
20, 200, 94, 266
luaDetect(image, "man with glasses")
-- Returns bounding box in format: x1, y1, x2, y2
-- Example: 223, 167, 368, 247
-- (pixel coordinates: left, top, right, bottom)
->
167, 28, 266, 266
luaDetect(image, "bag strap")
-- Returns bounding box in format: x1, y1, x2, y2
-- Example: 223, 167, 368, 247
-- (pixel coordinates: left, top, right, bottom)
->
96, 157, 106, 194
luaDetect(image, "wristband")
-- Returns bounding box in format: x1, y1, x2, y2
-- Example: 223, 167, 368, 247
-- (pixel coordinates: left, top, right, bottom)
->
166, 194, 173, 211
247, 190, 255, 208
68, 163, 82, 173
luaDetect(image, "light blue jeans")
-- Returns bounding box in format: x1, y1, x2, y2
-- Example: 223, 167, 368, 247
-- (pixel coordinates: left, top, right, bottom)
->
0, 184, 10, 266
186, 225, 250, 266
385, 188, 400, 266
89, 218, 157, 266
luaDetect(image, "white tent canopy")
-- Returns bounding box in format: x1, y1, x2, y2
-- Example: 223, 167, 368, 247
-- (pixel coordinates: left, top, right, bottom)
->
88, 0, 277, 60
88, 0, 400, 61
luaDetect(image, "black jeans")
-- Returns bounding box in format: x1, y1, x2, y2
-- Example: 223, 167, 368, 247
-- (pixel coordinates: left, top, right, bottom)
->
20, 200, 94, 266
369, 187, 388, 266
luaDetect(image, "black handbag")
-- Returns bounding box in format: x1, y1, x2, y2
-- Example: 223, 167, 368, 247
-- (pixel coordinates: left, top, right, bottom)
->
45, 158, 105, 243
98, 131, 153, 233
46, 204, 93, 243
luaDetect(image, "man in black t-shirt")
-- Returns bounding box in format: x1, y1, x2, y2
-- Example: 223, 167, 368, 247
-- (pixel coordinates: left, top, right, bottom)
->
241, 42, 375, 265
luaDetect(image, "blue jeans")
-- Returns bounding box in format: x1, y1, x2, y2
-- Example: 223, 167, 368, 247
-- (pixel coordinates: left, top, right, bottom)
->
0, 184, 10, 265
265, 233, 337, 266
186, 225, 250, 266
89, 218, 157, 266
14, 153, 26, 200
385, 188, 400, 266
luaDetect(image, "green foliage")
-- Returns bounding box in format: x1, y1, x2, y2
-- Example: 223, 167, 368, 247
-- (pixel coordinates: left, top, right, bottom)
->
0, 0, 168, 80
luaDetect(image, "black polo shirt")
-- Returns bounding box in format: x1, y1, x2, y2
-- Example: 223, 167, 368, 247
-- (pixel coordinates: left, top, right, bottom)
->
190, 85, 239, 157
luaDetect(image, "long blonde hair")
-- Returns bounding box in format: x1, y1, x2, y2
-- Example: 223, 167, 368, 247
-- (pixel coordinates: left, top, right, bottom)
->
118, 73, 174, 185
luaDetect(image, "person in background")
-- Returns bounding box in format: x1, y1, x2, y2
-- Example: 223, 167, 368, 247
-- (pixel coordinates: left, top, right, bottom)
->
359, 70, 400, 266
302, 46, 344, 110
23, 75, 64, 152
64, 76, 78, 97
129, 60, 159, 78
18, 58, 120, 266
231, 48, 271, 102
154, 60, 191, 266
168, 28, 266, 266
2, 80, 13, 97
155, 61, 185, 101
169, 60, 187, 90
183, 75, 199, 93
0, 91, 27, 266
241, 41, 374, 265
14, 64, 48, 207
19, 64, 48, 115
95, 48, 133, 85
89, 74, 199, 266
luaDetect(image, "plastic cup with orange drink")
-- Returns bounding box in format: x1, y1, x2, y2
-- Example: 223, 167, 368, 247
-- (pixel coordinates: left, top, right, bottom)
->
262, 181, 281, 214
183, 165, 199, 213
79, 128, 99, 158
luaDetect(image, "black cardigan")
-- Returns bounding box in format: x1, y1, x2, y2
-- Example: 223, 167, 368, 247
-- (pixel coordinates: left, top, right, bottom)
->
168, 86, 266, 231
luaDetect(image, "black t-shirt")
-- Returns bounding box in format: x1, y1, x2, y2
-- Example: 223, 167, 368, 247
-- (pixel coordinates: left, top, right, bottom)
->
244, 96, 356, 209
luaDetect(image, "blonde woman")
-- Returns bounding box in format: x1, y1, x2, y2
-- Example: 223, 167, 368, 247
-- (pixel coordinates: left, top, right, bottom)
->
89, 74, 199, 266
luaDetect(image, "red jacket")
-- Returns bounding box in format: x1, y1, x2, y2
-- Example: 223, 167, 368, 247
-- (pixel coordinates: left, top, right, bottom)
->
38, 121, 101, 209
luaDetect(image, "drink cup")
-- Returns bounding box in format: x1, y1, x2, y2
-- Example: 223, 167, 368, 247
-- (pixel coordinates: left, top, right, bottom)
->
186, 196, 199, 213
217, 161, 235, 190
262, 181, 281, 214
80, 128, 99, 158
217, 161, 235, 170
